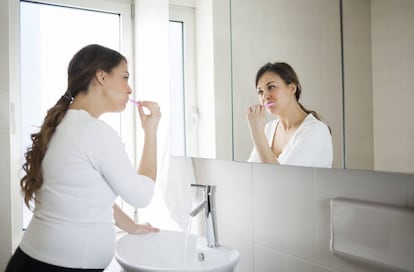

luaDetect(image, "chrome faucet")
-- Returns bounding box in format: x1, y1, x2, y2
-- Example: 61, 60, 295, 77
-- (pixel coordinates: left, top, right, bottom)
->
190, 184, 219, 248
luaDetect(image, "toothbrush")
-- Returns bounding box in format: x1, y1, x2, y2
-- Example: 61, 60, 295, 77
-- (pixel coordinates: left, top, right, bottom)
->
129, 99, 141, 105
264, 102, 274, 108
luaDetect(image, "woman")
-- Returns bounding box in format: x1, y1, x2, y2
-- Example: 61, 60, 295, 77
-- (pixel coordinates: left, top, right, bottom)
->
6, 44, 161, 271
247, 62, 333, 168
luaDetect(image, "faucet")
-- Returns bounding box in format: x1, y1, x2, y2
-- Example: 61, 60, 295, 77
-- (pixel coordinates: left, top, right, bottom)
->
190, 184, 219, 248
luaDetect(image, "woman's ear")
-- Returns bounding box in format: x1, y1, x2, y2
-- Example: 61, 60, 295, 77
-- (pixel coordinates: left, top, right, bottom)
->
96, 69, 105, 86
289, 83, 297, 94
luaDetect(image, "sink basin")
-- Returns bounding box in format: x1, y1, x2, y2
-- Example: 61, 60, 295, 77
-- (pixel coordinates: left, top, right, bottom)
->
115, 230, 239, 272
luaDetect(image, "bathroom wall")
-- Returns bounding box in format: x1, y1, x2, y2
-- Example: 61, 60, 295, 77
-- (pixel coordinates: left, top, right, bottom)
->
0, 0, 13, 266
0, 0, 23, 270
192, 158, 414, 272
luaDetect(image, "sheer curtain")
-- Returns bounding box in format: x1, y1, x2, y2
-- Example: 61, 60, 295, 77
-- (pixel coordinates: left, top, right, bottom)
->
133, 0, 195, 231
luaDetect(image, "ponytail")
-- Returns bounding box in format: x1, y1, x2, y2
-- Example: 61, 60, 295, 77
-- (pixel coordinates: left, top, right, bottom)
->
21, 91, 72, 209
298, 102, 319, 120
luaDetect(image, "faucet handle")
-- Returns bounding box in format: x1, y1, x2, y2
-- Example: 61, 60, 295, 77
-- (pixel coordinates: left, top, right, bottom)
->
190, 184, 216, 193
190, 184, 207, 189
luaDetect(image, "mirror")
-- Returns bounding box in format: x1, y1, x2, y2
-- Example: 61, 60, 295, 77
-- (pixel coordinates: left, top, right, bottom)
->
231, 0, 344, 168
231, 0, 413, 173
231, 0, 414, 173
175, 0, 414, 174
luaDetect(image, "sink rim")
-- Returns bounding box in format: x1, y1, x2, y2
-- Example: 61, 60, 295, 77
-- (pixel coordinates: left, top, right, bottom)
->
115, 230, 239, 272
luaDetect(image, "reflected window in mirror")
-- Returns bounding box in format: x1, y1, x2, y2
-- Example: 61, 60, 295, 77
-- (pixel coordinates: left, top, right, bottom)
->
169, 4, 217, 159
169, 20, 186, 156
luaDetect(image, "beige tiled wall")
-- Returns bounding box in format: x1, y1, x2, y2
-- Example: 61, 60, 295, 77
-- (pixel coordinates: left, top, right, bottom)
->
192, 158, 414, 272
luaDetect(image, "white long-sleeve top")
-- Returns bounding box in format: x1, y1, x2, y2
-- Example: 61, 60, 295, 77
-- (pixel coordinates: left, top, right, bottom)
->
248, 114, 333, 168
20, 109, 155, 269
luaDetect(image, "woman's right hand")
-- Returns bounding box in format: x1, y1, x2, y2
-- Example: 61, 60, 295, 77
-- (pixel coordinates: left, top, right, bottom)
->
136, 101, 161, 133
246, 104, 266, 136
246, 104, 279, 164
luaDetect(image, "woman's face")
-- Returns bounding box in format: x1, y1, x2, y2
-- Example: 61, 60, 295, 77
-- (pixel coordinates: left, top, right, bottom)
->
102, 60, 132, 112
256, 71, 296, 115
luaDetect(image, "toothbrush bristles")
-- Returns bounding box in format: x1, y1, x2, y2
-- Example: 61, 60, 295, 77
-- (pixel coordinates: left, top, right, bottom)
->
129, 99, 140, 105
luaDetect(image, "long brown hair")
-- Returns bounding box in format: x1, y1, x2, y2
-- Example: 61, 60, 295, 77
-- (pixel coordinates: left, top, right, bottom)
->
255, 62, 322, 120
21, 44, 126, 209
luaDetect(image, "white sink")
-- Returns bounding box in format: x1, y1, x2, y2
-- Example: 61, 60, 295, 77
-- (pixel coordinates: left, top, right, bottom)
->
115, 230, 239, 272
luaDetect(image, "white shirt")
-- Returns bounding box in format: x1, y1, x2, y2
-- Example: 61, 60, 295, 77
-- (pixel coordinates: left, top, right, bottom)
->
20, 109, 155, 269
248, 114, 333, 168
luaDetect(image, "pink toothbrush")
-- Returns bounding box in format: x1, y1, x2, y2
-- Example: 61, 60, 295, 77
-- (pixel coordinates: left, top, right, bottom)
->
129, 99, 141, 105
264, 102, 274, 108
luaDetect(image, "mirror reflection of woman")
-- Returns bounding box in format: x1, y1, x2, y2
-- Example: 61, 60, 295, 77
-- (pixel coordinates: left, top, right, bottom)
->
247, 62, 333, 168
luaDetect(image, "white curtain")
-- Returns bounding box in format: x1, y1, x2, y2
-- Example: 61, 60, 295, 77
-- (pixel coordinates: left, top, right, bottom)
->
133, 0, 195, 231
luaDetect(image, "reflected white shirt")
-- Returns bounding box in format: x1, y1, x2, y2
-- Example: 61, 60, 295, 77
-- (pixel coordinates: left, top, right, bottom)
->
20, 109, 155, 269
248, 114, 333, 168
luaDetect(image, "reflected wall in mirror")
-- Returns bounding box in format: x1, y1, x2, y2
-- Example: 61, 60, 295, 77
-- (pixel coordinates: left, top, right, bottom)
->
231, 0, 344, 168
343, 0, 414, 173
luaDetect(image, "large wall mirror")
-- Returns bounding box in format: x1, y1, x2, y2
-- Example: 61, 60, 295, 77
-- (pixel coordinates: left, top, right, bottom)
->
172, 0, 413, 174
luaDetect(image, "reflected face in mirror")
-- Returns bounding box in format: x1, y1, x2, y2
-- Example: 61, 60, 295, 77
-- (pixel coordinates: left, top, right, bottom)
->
256, 72, 298, 117
247, 62, 333, 168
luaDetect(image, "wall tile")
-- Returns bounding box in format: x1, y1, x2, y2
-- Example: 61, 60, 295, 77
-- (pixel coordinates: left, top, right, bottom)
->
215, 190, 252, 239
255, 244, 316, 272
206, 159, 253, 193
254, 244, 287, 272
406, 177, 414, 207
253, 163, 314, 200
220, 230, 253, 272
192, 158, 211, 185
313, 264, 340, 272
253, 163, 315, 261
254, 195, 315, 261
315, 168, 408, 207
